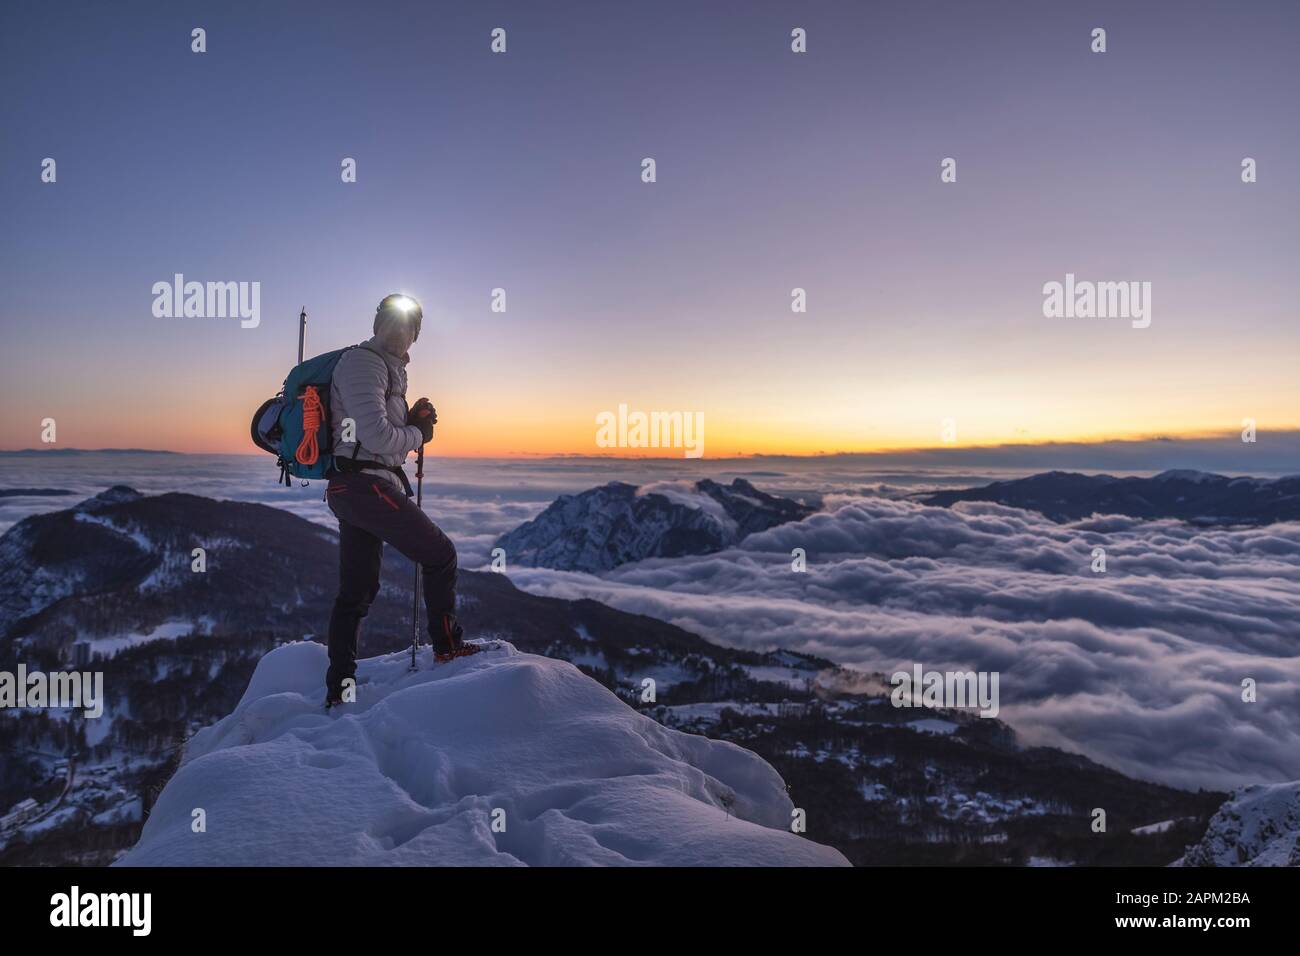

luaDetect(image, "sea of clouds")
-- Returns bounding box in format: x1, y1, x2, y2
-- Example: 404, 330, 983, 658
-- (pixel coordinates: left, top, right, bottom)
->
508, 495, 1300, 792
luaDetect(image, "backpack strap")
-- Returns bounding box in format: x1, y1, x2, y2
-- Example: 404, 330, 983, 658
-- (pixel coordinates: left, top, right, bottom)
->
334, 456, 415, 497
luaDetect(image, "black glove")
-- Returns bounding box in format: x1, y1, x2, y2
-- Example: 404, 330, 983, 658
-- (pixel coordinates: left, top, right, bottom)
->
408, 398, 436, 444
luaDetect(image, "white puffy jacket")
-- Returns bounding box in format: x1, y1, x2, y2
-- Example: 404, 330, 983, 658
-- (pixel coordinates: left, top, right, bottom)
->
329, 335, 423, 489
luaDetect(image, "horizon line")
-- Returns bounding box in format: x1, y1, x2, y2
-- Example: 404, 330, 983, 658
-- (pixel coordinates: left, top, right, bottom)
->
3, 429, 1298, 462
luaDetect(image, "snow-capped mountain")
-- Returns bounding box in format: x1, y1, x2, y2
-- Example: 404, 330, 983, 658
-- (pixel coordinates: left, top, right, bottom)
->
1176, 782, 1300, 867
0, 483, 343, 650
0, 487, 1233, 866
920, 470, 1300, 525
118, 640, 848, 867
494, 478, 816, 572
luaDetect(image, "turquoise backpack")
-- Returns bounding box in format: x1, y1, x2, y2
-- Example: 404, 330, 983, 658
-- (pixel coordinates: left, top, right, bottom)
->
250, 345, 392, 485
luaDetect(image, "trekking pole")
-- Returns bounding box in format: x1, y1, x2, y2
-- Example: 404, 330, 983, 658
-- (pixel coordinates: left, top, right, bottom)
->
297, 307, 307, 364
409, 444, 425, 671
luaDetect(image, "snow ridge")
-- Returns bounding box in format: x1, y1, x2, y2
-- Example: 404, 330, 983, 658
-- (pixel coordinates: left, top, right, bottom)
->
118, 641, 847, 867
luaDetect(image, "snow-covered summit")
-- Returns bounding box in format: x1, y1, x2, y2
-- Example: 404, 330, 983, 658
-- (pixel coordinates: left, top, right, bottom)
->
1175, 781, 1300, 867
495, 478, 815, 572
117, 640, 847, 867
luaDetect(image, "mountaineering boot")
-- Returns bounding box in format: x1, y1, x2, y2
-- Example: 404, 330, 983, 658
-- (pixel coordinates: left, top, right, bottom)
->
433, 613, 481, 662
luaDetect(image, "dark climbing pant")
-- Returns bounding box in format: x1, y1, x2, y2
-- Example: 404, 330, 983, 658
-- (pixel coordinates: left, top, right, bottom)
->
324, 470, 458, 697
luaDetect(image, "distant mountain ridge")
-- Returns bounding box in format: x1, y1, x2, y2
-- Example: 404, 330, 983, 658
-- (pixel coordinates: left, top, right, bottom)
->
920, 470, 1300, 525
495, 478, 816, 572
0, 447, 179, 455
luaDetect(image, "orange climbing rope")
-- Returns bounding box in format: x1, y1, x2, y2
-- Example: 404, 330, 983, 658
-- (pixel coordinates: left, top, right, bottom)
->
296, 386, 323, 465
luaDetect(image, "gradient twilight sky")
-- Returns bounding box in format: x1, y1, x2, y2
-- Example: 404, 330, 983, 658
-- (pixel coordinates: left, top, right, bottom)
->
1, 0, 1297, 456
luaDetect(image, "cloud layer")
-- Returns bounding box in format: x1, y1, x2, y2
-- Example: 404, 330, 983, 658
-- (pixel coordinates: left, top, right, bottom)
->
507, 496, 1300, 791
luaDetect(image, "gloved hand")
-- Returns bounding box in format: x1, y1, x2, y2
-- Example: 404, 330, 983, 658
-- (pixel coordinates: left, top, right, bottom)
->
408, 398, 436, 444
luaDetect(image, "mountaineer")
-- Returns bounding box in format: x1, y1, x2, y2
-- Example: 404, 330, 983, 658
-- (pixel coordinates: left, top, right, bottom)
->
322, 294, 477, 706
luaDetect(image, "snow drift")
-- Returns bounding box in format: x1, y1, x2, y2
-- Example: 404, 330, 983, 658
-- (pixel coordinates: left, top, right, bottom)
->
117, 641, 847, 867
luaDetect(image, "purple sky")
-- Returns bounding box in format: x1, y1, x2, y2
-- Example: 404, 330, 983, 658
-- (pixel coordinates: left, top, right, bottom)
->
1, 0, 1297, 456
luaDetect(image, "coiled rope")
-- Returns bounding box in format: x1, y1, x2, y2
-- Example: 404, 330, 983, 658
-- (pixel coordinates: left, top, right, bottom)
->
296, 386, 323, 465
